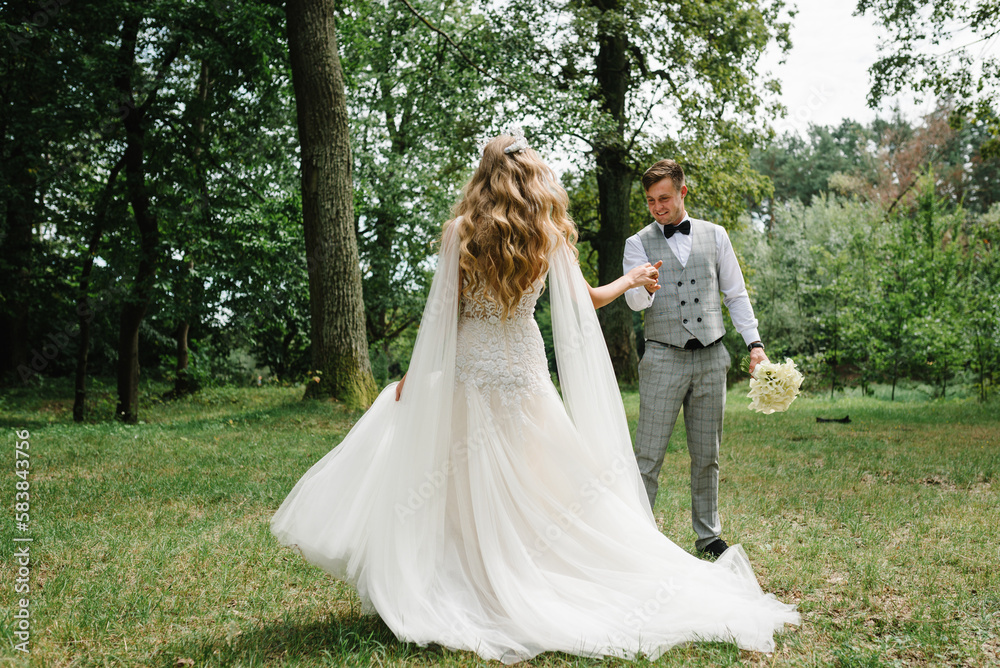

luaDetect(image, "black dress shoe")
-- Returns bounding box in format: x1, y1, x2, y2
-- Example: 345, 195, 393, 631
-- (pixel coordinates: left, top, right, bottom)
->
699, 538, 729, 558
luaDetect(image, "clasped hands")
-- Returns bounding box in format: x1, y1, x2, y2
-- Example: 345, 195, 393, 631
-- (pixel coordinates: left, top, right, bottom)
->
627, 260, 663, 294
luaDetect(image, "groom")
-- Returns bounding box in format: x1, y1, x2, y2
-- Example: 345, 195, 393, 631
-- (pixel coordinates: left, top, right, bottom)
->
623, 159, 767, 558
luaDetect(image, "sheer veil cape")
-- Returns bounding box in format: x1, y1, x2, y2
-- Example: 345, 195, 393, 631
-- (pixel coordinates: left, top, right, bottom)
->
270, 219, 799, 662
270, 221, 465, 605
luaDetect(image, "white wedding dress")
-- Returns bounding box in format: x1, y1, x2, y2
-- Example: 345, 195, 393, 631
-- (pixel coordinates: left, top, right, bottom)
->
270, 224, 799, 663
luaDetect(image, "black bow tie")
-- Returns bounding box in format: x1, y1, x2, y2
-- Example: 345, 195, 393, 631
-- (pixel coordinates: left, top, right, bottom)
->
663, 219, 691, 239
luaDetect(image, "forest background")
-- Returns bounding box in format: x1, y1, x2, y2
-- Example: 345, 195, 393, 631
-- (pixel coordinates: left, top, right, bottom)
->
2, 0, 999, 421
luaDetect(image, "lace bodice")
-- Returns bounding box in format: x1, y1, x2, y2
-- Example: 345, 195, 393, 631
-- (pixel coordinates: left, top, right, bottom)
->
459, 280, 544, 321
455, 279, 550, 407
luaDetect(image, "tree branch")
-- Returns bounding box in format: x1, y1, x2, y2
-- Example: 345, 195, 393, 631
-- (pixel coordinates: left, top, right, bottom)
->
138, 39, 184, 114
385, 313, 420, 341
626, 81, 664, 155
85, 154, 126, 253
565, 130, 595, 150
631, 45, 681, 98
394, 0, 515, 91
578, 227, 599, 245
883, 171, 921, 219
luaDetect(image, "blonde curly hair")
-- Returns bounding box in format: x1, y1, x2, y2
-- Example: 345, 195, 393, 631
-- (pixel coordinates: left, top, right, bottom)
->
446, 134, 578, 319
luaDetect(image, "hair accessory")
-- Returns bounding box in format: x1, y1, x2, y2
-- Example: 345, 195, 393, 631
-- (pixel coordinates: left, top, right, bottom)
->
503, 126, 529, 154
475, 126, 530, 155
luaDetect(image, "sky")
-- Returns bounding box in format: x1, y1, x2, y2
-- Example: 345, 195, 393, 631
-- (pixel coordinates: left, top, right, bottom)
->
764, 0, 914, 135
762, 0, 1000, 136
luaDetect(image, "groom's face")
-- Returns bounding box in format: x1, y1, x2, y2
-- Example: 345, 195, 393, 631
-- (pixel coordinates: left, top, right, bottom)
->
645, 178, 687, 227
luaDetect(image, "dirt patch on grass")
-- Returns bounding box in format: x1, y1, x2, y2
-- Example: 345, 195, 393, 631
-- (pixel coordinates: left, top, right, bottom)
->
919, 474, 957, 490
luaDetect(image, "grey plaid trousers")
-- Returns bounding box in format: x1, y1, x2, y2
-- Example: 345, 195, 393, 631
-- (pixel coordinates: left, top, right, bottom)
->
635, 341, 730, 550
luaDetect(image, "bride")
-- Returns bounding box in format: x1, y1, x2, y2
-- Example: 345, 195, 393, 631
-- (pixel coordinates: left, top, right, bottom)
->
270, 131, 799, 663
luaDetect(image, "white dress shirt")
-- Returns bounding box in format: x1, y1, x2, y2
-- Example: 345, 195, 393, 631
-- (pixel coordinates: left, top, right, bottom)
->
623, 216, 761, 346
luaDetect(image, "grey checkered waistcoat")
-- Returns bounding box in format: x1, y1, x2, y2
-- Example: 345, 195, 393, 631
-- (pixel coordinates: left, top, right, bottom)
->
637, 219, 725, 347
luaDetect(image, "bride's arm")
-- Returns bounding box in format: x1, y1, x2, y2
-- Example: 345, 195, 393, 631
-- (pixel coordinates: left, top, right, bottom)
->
587, 260, 662, 309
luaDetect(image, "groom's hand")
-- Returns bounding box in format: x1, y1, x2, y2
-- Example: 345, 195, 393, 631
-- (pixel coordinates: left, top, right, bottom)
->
645, 260, 663, 294
748, 347, 768, 375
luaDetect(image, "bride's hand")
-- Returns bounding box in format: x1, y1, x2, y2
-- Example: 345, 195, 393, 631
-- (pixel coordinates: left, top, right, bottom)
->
395, 373, 407, 401
627, 260, 662, 294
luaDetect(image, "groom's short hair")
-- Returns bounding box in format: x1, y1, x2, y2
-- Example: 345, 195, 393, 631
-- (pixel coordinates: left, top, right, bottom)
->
642, 160, 685, 193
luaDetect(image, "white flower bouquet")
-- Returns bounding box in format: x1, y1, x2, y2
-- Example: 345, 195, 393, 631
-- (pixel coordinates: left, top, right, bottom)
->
747, 358, 804, 414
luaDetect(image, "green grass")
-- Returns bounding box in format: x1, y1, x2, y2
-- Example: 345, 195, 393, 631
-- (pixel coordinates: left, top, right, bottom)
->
2, 379, 998, 666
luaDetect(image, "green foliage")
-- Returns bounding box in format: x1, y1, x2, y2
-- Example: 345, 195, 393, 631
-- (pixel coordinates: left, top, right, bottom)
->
0, 0, 800, 395
964, 203, 1000, 401
857, 0, 1000, 155
753, 120, 878, 209
735, 178, 1000, 401
1, 0, 302, 399
215, 194, 312, 383
753, 107, 1000, 218
337, 0, 510, 377
5, 0, 996, 410
740, 107, 1000, 401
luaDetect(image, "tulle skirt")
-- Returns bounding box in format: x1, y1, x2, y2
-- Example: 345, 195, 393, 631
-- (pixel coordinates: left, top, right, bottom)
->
270, 377, 799, 663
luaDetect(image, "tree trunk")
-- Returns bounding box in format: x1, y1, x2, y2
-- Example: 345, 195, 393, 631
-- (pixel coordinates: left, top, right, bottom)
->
286, 0, 376, 408
74, 288, 94, 422
594, 153, 639, 382
74, 157, 124, 421
166, 257, 197, 400
590, 0, 638, 382
74, 257, 98, 422
891, 357, 898, 401
114, 14, 161, 423
172, 316, 193, 395
170, 62, 211, 399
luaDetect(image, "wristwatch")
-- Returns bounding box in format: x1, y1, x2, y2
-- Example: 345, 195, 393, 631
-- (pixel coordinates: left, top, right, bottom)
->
747, 341, 765, 352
